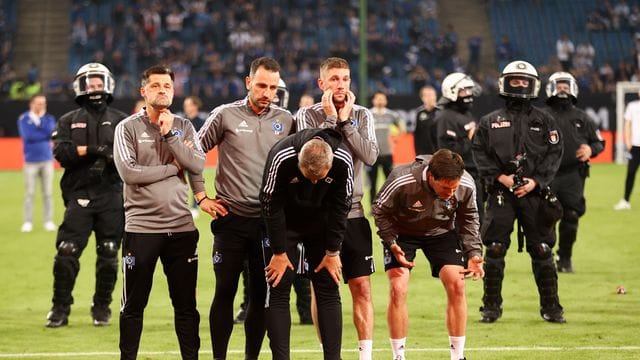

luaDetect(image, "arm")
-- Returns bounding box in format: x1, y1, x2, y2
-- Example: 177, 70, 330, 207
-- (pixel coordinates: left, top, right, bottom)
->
17, 114, 52, 143
436, 114, 470, 156
189, 108, 224, 194
339, 107, 379, 166
582, 114, 605, 160
455, 181, 483, 259
471, 117, 502, 184
323, 150, 353, 252
260, 153, 292, 255
52, 112, 83, 168
166, 119, 206, 174
113, 122, 180, 185
531, 117, 564, 189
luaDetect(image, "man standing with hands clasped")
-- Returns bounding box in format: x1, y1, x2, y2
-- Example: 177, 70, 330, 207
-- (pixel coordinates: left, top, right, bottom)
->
114, 65, 205, 360
372, 149, 484, 360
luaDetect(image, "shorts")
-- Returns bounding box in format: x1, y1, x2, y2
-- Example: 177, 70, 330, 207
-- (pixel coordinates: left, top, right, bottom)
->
383, 230, 464, 278
340, 217, 375, 282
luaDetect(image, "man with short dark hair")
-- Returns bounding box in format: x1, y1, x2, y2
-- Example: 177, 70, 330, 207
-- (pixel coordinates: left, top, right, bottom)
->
114, 64, 206, 359
373, 149, 484, 360
190, 56, 295, 359
261, 127, 354, 360
296, 57, 379, 359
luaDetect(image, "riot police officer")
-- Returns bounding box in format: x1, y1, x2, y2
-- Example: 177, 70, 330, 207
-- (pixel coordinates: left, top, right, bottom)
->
45, 63, 127, 327
436, 72, 484, 221
472, 60, 566, 323
546, 72, 604, 273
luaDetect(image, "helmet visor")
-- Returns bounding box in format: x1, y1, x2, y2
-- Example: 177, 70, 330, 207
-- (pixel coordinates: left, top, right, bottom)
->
503, 75, 536, 98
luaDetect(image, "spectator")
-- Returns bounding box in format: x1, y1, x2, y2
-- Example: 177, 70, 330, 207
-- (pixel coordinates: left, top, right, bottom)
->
17, 94, 57, 233
556, 34, 575, 71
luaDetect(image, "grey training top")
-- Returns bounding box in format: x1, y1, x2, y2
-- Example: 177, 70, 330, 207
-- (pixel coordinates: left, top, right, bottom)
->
190, 98, 294, 218
370, 107, 404, 156
296, 103, 378, 218
114, 110, 206, 233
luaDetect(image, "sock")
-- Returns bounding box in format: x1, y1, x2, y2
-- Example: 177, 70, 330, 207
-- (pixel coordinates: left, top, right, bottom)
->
390, 338, 406, 360
449, 335, 466, 360
358, 339, 373, 360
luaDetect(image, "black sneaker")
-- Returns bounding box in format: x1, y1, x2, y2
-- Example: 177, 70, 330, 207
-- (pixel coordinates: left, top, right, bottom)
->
556, 257, 574, 273
541, 307, 566, 323
45, 304, 70, 328
479, 305, 502, 323
234, 308, 247, 324
91, 304, 111, 326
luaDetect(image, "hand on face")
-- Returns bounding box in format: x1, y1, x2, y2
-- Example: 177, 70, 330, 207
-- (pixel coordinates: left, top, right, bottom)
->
158, 109, 174, 136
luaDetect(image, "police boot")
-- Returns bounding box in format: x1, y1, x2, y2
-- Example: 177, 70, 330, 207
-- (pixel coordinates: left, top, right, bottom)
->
46, 304, 70, 328
532, 243, 566, 324
91, 303, 111, 326
480, 243, 506, 323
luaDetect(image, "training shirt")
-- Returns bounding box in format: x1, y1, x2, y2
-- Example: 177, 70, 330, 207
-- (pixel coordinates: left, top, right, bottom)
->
370, 107, 403, 156
372, 155, 482, 259
17, 111, 56, 163
190, 98, 295, 217
296, 103, 378, 218
114, 109, 206, 233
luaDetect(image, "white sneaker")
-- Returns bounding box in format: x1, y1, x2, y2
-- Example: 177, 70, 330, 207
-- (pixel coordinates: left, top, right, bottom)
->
613, 199, 631, 210
21, 222, 33, 232
44, 221, 57, 231
190, 208, 200, 219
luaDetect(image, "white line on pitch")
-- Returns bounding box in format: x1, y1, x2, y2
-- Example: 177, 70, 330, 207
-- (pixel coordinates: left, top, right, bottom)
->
1, 346, 639, 358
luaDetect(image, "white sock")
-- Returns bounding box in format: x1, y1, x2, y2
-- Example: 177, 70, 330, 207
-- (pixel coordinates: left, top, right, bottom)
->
390, 338, 406, 360
449, 335, 466, 360
358, 339, 373, 360
358, 340, 373, 360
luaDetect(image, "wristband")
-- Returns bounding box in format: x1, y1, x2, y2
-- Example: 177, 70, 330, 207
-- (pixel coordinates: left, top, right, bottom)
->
196, 196, 208, 205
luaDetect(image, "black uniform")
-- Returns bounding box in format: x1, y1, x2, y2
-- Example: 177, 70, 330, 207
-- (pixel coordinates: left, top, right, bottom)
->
436, 104, 484, 222
547, 99, 604, 270
472, 100, 565, 322
413, 106, 438, 156
49, 104, 127, 321
261, 128, 353, 360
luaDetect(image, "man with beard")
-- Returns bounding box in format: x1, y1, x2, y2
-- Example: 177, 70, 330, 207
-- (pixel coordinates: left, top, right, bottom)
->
190, 57, 295, 360
296, 57, 379, 360
114, 65, 206, 359
545, 72, 604, 272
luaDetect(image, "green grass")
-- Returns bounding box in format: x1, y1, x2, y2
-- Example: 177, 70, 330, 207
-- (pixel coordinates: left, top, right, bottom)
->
0, 164, 639, 359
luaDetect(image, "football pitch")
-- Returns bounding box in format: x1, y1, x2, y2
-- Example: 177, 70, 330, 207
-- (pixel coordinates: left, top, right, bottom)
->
0, 164, 638, 359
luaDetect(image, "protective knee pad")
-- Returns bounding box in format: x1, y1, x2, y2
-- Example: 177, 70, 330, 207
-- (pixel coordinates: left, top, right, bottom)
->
562, 209, 580, 224
93, 240, 119, 306
57, 241, 80, 257
531, 243, 553, 260
97, 240, 120, 258
485, 242, 507, 259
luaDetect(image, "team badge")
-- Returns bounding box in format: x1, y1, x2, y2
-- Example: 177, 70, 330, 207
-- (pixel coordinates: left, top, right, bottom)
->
324, 177, 333, 183
383, 249, 392, 265
262, 237, 271, 248
171, 128, 183, 137
549, 130, 559, 144
124, 254, 136, 270
272, 119, 284, 135
213, 251, 222, 264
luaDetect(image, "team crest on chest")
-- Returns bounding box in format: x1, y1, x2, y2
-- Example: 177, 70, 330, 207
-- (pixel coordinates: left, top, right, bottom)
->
272, 119, 284, 135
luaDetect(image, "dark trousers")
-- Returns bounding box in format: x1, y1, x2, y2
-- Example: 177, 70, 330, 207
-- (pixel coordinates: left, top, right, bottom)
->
265, 229, 342, 360
367, 154, 393, 204
551, 168, 586, 260
209, 214, 267, 359
624, 146, 640, 201
119, 230, 200, 360
53, 191, 123, 306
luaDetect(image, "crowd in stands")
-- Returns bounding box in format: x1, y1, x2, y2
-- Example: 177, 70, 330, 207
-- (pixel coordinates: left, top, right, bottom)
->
2, 0, 640, 102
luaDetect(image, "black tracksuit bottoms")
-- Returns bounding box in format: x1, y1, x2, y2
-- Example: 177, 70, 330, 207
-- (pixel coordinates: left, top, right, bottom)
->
119, 230, 200, 360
